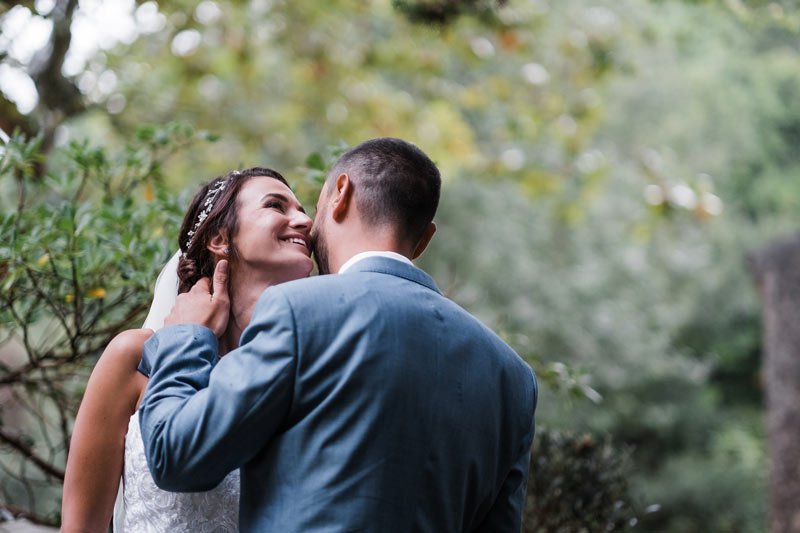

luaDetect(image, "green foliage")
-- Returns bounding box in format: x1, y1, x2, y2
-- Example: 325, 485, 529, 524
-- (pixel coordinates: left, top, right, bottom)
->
294, 141, 351, 208
524, 430, 635, 532
0, 126, 206, 522
633, 412, 767, 532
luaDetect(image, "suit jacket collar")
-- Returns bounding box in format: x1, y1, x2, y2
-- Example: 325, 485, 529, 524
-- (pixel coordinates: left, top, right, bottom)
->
343, 256, 442, 294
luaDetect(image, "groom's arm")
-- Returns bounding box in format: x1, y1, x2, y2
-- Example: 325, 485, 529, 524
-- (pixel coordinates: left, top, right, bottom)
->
476, 369, 537, 532
138, 286, 297, 492
475, 423, 535, 532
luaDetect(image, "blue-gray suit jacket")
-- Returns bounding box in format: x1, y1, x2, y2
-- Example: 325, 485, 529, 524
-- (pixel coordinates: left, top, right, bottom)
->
138, 257, 537, 532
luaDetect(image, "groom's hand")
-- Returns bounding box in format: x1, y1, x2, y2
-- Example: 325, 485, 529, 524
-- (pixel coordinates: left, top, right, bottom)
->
164, 260, 230, 337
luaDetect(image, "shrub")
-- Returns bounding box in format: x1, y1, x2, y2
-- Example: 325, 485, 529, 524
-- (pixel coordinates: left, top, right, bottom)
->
525, 430, 635, 532
0, 126, 201, 524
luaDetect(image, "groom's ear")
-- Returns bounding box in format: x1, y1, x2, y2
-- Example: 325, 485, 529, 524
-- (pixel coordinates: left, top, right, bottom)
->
207, 231, 229, 257
330, 173, 353, 222
411, 222, 436, 259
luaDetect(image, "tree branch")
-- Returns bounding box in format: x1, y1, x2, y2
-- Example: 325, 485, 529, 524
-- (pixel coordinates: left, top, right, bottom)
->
29, 0, 84, 152
0, 427, 65, 481
0, 502, 59, 527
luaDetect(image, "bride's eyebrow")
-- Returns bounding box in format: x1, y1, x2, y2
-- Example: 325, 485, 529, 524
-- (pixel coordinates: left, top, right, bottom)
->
259, 193, 307, 214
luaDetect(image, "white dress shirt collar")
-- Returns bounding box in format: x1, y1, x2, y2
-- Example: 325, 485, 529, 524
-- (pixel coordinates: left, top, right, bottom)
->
338, 251, 413, 274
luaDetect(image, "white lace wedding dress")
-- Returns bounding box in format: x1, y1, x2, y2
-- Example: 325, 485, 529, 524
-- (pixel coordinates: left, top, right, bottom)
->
112, 251, 240, 532
114, 413, 240, 532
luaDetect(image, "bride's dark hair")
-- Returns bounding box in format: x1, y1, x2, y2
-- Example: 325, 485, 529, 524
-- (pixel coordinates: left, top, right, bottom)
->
177, 167, 290, 294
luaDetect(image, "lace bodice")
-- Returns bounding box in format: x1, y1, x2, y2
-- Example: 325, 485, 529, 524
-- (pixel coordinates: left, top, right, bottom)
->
118, 413, 240, 532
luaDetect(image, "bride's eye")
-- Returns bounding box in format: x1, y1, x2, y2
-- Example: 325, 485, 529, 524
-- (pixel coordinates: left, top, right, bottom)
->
264, 201, 284, 211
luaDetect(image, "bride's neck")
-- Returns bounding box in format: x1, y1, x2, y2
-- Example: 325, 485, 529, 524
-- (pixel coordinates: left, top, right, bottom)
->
217, 269, 272, 356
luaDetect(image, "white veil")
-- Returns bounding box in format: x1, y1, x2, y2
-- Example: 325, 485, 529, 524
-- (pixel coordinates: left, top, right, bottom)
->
141, 250, 182, 330
113, 249, 182, 532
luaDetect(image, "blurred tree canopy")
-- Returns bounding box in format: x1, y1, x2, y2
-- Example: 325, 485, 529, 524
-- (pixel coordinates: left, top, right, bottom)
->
3, 0, 800, 530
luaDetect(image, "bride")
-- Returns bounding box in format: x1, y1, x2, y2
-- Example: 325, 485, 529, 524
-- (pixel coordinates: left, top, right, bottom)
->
61, 167, 314, 532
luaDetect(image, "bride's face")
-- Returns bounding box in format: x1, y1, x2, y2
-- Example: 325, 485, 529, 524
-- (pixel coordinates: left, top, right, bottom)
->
229, 176, 313, 283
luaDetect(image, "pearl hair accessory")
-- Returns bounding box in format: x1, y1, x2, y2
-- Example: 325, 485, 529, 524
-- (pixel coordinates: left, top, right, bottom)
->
185, 171, 241, 250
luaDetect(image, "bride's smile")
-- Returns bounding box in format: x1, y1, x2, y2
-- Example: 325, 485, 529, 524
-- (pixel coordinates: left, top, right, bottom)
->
227, 176, 313, 284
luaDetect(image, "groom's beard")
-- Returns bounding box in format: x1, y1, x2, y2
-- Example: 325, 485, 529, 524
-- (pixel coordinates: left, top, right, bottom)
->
311, 227, 331, 275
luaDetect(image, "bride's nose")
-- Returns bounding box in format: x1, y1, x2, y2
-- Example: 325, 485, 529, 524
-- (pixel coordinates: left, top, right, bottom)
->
290, 210, 312, 231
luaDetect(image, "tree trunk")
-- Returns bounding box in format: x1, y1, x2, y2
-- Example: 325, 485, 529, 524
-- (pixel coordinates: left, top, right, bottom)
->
751, 234, 800, 533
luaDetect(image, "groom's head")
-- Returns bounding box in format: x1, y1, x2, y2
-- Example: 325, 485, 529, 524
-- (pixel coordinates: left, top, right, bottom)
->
310, 138, 441, 275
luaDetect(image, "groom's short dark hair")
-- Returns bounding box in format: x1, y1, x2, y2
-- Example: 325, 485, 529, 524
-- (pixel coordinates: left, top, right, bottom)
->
329, 138, 441, 245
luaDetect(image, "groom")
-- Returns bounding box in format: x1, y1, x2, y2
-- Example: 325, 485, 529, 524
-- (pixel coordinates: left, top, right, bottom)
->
138, 138, 538, 531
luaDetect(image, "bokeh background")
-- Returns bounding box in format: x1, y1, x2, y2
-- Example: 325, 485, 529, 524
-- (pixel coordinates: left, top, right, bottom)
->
2, 0, 800, 530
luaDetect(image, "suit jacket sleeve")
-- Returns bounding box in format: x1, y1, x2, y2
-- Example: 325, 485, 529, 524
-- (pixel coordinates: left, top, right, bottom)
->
476, 368, 538, 532
138, 288, 297, 492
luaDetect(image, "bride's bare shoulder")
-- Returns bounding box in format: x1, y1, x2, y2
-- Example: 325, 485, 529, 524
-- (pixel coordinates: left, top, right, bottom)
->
81, 329, 152, 412
99, 329, 154, 369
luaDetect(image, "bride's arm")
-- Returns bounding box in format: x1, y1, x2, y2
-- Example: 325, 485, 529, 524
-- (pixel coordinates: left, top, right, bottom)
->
61, 329, 151, 533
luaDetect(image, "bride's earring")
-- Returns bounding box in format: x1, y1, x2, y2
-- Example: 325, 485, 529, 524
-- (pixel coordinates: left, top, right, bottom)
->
224, 247, 230, 255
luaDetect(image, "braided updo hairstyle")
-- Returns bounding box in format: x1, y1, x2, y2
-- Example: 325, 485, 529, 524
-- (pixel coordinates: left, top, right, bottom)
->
177, 167, 290, 294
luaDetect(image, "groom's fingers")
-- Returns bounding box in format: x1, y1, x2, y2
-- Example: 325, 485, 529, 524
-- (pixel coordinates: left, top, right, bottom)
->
192, 277, 211, 295
165, 266, 229, 334
211, 260, 229, 304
